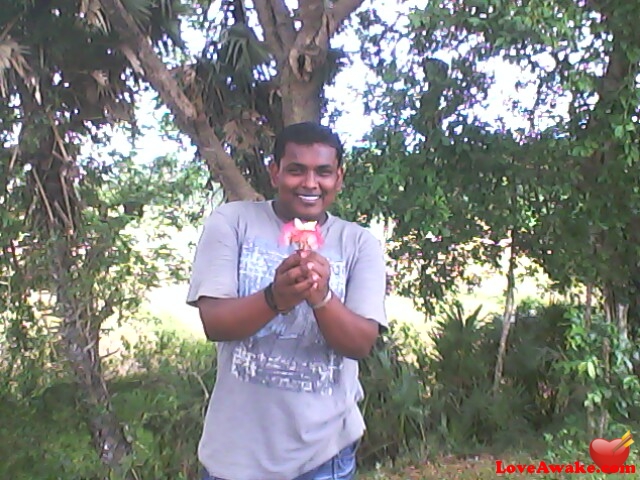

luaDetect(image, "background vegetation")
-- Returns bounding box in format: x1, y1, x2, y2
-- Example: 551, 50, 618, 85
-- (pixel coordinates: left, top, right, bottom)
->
1, 0, 640, 479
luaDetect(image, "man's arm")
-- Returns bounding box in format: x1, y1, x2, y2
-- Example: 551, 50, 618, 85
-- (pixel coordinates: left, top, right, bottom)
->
304, 232, 388, 359
197, 253, 318, 341
197, 293, 277, 341
311, 296, 379, 359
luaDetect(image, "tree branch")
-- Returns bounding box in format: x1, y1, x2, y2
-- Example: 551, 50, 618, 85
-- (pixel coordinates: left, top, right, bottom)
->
254, 1, 285, 58
100, 0, 262, 202
254, 0, 295, 59
288, 0, 328, 81
328, 0, 365, 36
269, 0, 296, 46
297, 0, 326, 33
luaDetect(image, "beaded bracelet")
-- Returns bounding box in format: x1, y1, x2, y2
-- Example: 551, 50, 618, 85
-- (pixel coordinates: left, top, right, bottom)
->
309, 289, 332, 310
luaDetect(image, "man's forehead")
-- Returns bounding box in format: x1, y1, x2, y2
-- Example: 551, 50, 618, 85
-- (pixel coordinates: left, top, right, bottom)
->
281, 143, 338, 164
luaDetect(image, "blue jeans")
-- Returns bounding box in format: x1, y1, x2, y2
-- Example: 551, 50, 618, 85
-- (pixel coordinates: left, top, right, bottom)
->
201, 441, 358, 480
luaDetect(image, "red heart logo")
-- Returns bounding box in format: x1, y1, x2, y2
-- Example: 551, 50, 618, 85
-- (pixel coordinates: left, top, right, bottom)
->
589, 438, 630, 472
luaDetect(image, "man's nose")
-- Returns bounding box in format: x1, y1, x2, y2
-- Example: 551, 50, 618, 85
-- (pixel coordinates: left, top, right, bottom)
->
302, 171, 319, 188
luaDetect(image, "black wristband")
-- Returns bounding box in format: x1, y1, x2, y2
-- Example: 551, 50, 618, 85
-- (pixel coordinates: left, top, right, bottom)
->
264, 283, 278, 312
264, 283, 288, 314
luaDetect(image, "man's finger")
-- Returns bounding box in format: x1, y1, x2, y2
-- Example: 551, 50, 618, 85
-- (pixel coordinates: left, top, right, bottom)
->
304, 252, 329, 270
275, 253, 302, 275
289, 276, 316, 293
282, 265, 310, 284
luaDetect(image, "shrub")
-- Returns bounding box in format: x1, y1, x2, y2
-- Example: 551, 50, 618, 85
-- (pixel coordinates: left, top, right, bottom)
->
358, 321, 430, 467
0, 332, 216, 480
426, 302, 532, 452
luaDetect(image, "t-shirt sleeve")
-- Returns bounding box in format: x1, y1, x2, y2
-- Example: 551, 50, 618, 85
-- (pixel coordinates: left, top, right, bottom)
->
344, 230, 388, 330
186, 208, 239, 307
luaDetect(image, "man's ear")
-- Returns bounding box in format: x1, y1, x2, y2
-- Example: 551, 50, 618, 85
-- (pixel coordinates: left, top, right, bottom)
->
336, 165, 344, 191
268, 160, 279, 188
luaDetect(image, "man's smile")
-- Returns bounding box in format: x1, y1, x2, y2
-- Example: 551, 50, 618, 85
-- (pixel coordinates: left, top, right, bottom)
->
297, 194, 322, 204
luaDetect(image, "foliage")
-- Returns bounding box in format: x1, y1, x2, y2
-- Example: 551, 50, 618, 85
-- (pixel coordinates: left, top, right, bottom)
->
2, 298, 639, 477
343, 0, 640, 332
426, 302, 532, 451
542, 426, 639, 480
0, 0, 200, 394
421, 297, 640, 453
358, 321, 429, 466
493, 299, 572, 429
549, 307, 640, 437
172, 0, 352, 197
4, 0, 640, 475
0, 332, 216, 480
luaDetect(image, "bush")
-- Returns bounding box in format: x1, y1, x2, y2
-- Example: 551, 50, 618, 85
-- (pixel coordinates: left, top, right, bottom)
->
358, 321, 430, 467
0, 332, 216, 480
489, 299, 574, 429
7, 298, 635, 478
426, 302, 532, 452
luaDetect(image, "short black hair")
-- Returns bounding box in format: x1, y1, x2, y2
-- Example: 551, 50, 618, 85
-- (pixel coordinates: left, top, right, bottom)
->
273, 122, 344, 166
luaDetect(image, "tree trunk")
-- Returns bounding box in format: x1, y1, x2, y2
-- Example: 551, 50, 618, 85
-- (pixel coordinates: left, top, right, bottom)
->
599, 286, 615, 438
280, 65, 324, 124
23, 118, 134, 477
100, 0, 261, 202
574, 4, 632, 436
54, 240, 133, 479
493, 230, 517, 394
255, 0, 365, 126
585, 282, 593, 329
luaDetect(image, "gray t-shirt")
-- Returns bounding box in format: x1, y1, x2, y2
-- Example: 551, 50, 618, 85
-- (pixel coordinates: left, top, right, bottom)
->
186, 199, 388, 480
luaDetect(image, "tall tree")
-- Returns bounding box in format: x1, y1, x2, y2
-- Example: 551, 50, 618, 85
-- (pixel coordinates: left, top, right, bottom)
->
345, 0, 640, 430
99, 0, 364, 200
0, 1, 194, 476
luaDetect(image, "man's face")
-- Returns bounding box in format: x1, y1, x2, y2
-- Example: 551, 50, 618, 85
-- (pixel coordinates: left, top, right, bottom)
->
269, 142, 344, 222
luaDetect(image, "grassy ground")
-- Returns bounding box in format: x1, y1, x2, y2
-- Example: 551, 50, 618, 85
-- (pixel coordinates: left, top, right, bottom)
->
360, 455, 512, 480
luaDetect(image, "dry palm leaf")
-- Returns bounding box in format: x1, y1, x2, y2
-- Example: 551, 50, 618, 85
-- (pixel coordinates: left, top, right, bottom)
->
0, 37, 31, 98
79, 0, 110, 32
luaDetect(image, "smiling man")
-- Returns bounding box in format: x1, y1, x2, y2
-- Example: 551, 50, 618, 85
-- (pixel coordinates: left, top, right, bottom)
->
187, 122, 388, 480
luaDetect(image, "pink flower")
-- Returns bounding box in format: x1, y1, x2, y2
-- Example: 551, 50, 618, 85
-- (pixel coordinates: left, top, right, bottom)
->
280, 218, 323, 251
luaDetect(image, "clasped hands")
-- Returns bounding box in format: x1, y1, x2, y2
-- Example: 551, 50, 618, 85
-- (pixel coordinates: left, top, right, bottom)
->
271, 250, 331, 312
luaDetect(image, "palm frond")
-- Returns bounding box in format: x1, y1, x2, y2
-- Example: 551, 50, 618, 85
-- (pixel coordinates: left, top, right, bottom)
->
120, 0, 153, 23
0, 37, 31, 98
219, 24, 272, 71
80, 0, 110, 32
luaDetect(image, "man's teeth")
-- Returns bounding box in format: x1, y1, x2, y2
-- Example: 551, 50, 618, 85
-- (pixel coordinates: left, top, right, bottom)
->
299, 195, 320, 201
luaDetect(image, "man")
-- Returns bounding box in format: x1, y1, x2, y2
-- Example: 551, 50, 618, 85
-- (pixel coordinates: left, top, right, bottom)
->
187, 122, 388, 480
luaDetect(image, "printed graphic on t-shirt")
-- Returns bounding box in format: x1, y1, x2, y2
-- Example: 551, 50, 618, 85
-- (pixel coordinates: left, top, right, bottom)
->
231, 238, 347, 395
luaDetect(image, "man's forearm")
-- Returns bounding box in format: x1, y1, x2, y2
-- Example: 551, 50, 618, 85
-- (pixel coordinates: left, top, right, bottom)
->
197, 291, 277, 341
312, 292, 379, 359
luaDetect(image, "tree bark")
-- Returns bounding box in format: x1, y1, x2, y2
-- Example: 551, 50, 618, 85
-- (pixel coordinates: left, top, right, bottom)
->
54, 253, 134, 480
100, 0, 261, 202
55, 240, 134, 479
577, 4, 634, 350
493, 229, 517, 394
584, 282, 593, 329
255, 0, 365, 125
280, 65, 324, 123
